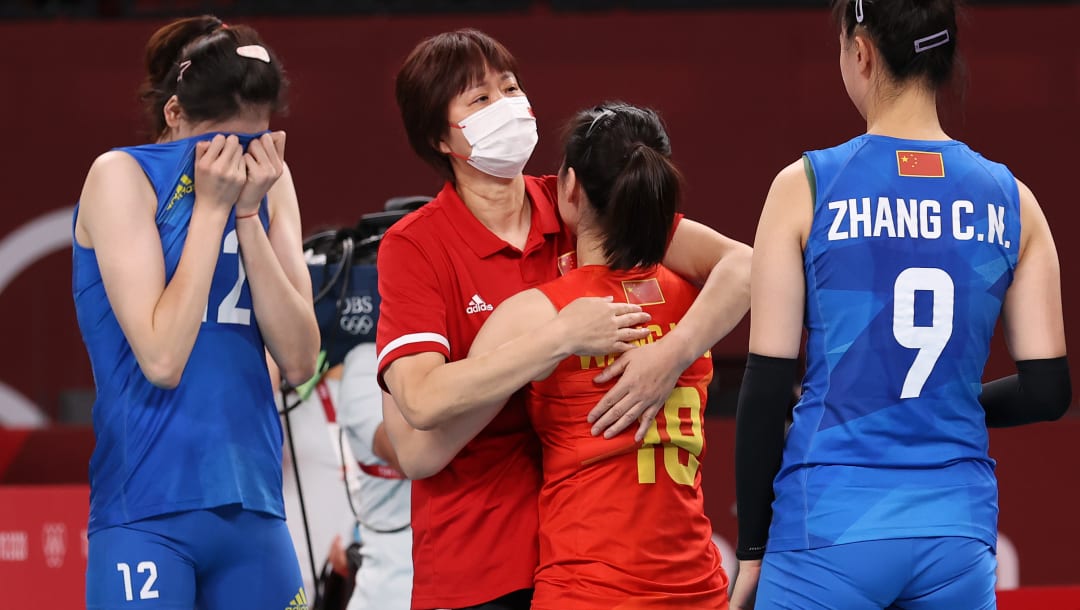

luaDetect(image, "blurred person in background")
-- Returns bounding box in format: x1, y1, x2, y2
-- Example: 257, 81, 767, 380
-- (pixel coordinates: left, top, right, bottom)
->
273, 348, 408, 610
732, 0, 1070, 608
72, 15, 319, 610
337, 342, 412, 610
287, 198, 428, 609
272, 358, 359, 599
377, 29, 751, 609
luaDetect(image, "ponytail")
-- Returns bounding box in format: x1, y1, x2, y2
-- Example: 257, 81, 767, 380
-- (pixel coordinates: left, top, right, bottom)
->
603, 143, 681, 270
561, 103, 682, 271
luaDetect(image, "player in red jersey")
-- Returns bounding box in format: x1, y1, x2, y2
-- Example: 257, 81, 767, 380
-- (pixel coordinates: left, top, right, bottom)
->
378, 30, 749, 610
468, 103, 729, 609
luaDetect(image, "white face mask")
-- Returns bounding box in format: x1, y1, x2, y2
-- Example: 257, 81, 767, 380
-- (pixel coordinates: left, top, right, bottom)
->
452, 96, 538, 179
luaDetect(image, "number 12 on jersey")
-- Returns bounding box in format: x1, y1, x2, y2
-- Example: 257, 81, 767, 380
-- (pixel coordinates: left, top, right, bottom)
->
202, 228, 251, 326
117, 561, 159, 601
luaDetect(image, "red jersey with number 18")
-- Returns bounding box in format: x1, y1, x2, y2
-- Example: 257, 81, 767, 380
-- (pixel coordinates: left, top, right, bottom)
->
527, 265, 729, 610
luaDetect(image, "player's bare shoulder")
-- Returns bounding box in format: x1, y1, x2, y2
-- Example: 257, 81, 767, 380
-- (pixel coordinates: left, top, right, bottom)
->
81, 150, 146, 197
75, 150, 155, 247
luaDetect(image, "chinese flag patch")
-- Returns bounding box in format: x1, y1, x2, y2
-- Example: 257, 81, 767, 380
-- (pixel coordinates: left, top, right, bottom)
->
896, 150, 945, 178
557, 251, 577, 276
622, 278, 665, 306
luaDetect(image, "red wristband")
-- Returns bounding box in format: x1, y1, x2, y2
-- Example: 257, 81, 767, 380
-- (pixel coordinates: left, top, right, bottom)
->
235, 209, 260, 220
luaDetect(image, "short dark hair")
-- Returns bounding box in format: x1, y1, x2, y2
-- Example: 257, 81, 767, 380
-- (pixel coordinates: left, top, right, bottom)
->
560, 103, 681, 271
832, 0, 960, 89
139, 15, 288, 140
395, 29, 521, 181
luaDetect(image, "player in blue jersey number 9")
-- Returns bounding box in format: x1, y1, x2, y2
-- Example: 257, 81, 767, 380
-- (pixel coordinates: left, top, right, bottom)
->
732, 0, 1070, 608
72, 15, 320, 610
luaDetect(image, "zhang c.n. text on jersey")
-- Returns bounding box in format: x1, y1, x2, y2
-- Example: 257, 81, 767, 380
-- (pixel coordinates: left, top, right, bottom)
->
827, 197, 1011, 248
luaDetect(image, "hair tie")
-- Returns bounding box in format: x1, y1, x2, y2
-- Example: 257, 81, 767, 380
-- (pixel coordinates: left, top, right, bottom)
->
914, 29, 951, 54
236, 45, 271, 63
855, 0, 865, 24
177, 59, 192, 82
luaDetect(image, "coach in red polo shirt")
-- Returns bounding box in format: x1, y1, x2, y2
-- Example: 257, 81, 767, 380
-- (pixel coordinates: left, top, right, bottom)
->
376, 30, 752, 610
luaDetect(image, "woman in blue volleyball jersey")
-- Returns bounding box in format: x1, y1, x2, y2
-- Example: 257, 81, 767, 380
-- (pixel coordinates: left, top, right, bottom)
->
73, 16, 319, 610
732, 0, 1070, 608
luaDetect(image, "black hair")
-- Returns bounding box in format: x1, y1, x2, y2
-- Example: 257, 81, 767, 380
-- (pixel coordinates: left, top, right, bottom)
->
832, 0, 960, 89
561, 103, 681, 271
139, 15, 288, 139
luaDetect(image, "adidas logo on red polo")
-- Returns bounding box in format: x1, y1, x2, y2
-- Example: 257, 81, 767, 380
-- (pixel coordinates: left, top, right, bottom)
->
466, 294, 494, 315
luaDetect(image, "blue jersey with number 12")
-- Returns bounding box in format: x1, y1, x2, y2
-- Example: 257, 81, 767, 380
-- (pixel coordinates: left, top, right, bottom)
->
73, 132, 284, 534
767, 134, 1021, 553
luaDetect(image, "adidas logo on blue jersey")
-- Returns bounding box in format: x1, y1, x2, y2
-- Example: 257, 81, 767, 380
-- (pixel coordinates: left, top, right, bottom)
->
166, 174, 193, 211
285, 587, 308, 609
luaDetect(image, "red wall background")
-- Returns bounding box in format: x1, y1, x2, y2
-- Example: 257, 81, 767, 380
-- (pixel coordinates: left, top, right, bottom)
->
0, 4, 1077, 417
0, 5, 1078, 596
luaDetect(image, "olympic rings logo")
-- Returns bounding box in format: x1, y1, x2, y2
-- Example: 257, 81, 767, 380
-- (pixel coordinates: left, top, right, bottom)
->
340, 314, 374, 336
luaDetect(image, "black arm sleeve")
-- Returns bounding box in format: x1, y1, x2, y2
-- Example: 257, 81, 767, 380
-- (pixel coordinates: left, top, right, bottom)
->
735, 353, 798, 560
981, 356, 1072, 428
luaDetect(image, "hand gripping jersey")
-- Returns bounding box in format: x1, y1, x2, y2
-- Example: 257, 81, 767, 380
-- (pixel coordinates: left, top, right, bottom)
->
528, 265, 728, 610
73, 133, 283, 533
769, 135, 1022, 553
